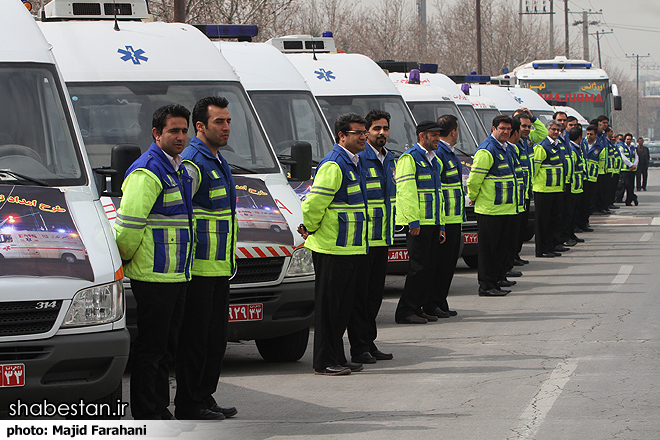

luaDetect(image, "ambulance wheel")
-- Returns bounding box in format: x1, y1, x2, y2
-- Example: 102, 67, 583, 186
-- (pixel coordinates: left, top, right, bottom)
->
463, 255, 478, 269
256, 327, 309, 362
270, 225, 282, 233
61, 253, 77, 264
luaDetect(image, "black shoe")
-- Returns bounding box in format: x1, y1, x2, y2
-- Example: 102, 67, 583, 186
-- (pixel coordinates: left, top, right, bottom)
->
609, 204, 620, 209
447, 310, 458, 316
370, 349, 393, 360
496, 287, 512, 293
425, 307, 451, 318
418, 312, 438, 322
513, 258, 525, 266
479, 288, 508, 296
536, 252, 555, 258
564, 239, 577, 246
634, 199, 639, 206
506, 270, 523, 277
554, 246, 569, 252
342, 362, 364, 372
498, 279, 516, 287
395, 314, 427, 324
208, 405, 238, 418
176, 408, 225, 421
571, 236, 585, 243
352, 352, 377, 364
573, 227, 584, 233
581, 227, 594, 232
315, 365, 351, 376
553, 251, 562, 257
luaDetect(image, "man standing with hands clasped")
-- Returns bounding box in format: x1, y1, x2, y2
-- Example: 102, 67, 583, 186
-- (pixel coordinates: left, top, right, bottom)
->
299, 113, 369, 376
394, 121, 446, 324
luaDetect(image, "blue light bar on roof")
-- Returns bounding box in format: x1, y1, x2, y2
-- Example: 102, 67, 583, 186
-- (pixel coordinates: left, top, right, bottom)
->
532, 62, 591, 69
195, 24, 259, 40
419, 63, 438, 73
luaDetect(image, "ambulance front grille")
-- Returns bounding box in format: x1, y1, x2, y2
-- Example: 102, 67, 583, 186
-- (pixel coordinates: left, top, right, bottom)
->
0, 301, 62, 337
232, 257, 285, 284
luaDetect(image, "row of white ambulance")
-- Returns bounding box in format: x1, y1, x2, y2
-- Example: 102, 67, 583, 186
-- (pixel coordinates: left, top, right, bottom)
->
0, 0, 590, 411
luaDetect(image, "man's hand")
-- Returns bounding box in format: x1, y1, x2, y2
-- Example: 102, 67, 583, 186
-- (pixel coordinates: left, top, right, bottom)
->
468, 199, 475, 206
409, 226, 421, 236
297, 224, 309, 239
521, 107, 534, 119
439, 230, 446, 243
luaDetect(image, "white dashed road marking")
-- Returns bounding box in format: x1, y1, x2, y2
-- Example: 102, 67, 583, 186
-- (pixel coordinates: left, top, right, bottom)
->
652, 217, 660, 226
512, 359, 579, 440
611, 265, 633, 284
640, 232, 653, 242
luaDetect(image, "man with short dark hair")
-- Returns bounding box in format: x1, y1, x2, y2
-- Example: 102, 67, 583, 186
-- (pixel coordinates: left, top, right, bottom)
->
467, 115, 517, 296
577, 125, 600, 231
423, 114, 462, 317
395, 121, 446, 322
594, 116, 612, 214
300, 113, 369, 375
175, 96, 238, 420
553, 111, 569, 145
564, 127, 586, 243
115, 104, 194, 420
348, 109, 396, 364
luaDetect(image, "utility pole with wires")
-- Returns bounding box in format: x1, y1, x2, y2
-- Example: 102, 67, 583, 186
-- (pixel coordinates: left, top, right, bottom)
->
476, 0, 482, 74
563, 0, 569, 57
520, 1, 556, 57
417, 0, 427, 50
627, 53, 651, 139
590, 29, 613, 68
572, 9, 601, 61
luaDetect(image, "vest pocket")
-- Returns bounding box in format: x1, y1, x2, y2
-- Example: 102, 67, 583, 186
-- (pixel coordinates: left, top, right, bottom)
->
208, 172, 230, 210
162, 185, 184, 208
336, 211, 365, 247
195, 218, 229, 261
370, 207, 384, 241
152, 227, 190, 273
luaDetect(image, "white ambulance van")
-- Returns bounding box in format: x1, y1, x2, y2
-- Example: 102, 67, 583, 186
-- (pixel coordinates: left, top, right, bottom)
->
0, 0, 128, 413
39, 0, 315, 362
268, 34, 418, 270
468, 95, 500, 131
206, 36, 335, 199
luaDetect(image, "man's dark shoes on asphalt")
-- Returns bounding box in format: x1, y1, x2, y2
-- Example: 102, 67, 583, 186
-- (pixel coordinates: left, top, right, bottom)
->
395, 314, 427, 324
370, 349, 393, 360
352, 352, 377, 364
479, 288, 508, 296
425, 307, 451, 318
208, 404, 238, 418
315, 365, 351, 376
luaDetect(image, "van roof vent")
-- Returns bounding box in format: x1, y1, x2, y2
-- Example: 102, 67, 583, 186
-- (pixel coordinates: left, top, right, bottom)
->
267, 35, 336, 53
42, 0, 149, 21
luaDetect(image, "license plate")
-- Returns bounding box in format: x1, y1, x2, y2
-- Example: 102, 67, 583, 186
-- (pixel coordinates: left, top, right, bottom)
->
228, 304, 263, 322
1, 364, 25, 388
388, 249, 409, 262
463, 232, 478, 244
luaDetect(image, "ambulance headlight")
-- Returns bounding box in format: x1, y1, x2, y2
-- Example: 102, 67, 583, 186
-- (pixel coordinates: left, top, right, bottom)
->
62, 280, 124, 326
285, 247, 314, 276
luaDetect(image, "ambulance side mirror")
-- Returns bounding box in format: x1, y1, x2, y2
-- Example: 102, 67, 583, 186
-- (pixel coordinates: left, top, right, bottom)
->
93, 143, 142, 197
289, 141, 312, 181
613, 95, 622, 111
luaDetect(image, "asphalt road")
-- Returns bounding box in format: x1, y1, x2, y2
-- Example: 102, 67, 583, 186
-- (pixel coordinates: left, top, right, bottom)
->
124, 169, 660, 439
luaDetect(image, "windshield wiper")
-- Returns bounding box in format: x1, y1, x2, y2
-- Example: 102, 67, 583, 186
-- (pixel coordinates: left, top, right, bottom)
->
228, 163, 258, 174
0, 169, 48, 186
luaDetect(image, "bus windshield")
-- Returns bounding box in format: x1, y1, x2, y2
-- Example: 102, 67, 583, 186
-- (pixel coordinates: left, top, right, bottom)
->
521, 79, 609, 122
316, 95, 416, 157
67, 81, 279, 174
0, 64, 85, 186
407, 101, 478, 156
248, 91, 334, 164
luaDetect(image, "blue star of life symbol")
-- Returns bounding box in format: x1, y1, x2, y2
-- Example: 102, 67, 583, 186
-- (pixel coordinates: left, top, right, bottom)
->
118, 46, 148, 65
314, 68, 335, 82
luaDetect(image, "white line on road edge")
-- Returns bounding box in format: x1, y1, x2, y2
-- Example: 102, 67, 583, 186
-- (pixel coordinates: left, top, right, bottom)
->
640, 232, 653, 242
652, 217, 660, 226
511, 359, 578, 440
612, 265, 633, 284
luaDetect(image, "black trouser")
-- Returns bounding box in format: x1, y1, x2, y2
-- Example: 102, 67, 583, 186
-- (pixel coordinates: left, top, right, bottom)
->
534, 191, 562, 256
515, 199, 531, 258
476, 214, 514, 291
130, 280, 186, 420
312, 252, 365, 371
348, 246, 388, 356
609, 173, 621, 205
564, 191, 580, 238
396, 225, 442, 319
595, 173, 610, 211
552, 189, 567, 246
636, 166, 648, 190
424, 222, 461, 313
505, 212, 521, 274
621, 171, 637, 205
578, 180, 595, 226
175, 275, 229, 416
556, 187, 574, 244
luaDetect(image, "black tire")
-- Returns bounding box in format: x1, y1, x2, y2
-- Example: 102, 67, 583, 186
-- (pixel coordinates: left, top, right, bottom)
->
66, 382, 123, 420
255, 327, 309, 362
522, 225, 535, 242
271, 225, 282, 233
61, 253, 76, 264
463, 254, 478, 269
